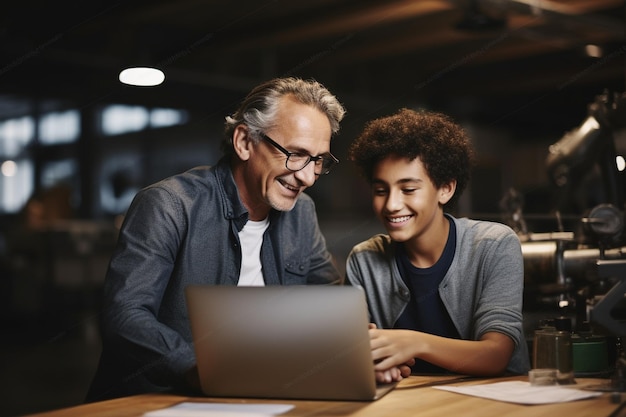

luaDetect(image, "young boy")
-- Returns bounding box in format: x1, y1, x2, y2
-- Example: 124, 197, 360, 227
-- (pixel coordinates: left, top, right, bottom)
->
347, 108, 529, 383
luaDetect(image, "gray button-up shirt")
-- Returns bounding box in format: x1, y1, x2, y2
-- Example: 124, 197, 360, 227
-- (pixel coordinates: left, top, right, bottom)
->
87, 158, 340, 401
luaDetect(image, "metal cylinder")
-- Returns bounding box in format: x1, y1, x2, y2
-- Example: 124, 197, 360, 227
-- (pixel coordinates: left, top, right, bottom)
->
522, 240, 626, 285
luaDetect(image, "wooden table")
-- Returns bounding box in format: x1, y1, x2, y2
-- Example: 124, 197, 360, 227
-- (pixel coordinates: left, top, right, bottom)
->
24, 375, 625, 417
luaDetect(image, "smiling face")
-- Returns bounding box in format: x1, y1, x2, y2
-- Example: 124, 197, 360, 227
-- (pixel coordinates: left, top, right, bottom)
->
232, 95, 333, 220
371, 154, 455, 254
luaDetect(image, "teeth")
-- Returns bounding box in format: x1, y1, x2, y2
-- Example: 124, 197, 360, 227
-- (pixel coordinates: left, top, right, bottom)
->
389, 215, 411, 223
279, 179, 299, 192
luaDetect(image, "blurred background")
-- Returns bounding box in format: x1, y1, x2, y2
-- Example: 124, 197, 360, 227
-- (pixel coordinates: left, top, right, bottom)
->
0, 1, 624, 415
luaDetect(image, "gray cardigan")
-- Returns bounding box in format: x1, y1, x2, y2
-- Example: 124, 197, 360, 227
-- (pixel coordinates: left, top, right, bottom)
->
346, 215, 529, 375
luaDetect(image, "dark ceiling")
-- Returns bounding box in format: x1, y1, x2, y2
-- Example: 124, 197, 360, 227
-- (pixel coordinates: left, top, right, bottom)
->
1, 0, 625, 135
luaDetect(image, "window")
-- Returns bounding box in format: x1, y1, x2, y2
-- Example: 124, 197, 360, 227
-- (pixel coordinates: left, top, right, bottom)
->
99, 153, 141, 215
101, 104, 187, 135
0, 117, 35, 213
0, 116, 34, 157
0, 158, 33, 213
41, 159, 77, 188
151, 108, 188, 127
39, 110, 80, 145
101, 105, 150, 135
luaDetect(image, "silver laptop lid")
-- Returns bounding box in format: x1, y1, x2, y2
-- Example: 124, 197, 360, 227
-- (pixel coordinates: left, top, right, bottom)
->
185, 285, 388, 401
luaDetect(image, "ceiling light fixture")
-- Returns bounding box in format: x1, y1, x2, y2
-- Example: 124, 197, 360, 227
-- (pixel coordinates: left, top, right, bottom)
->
119, 67, 165, 86
584, 44, 603, 58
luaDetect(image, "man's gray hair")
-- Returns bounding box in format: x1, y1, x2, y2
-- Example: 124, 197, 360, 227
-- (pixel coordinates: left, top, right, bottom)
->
222, 77, 345, 155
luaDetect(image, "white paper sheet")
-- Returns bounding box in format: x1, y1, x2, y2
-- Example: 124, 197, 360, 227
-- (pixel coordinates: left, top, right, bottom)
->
142, 402, 295, 417
433, 380, 603, 405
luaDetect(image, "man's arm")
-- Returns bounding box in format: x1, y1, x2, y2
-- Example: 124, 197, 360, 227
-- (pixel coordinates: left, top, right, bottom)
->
100, 187, 195, 390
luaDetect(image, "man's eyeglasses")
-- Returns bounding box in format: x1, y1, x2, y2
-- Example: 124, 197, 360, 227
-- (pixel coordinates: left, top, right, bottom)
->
260, 133, 339, 175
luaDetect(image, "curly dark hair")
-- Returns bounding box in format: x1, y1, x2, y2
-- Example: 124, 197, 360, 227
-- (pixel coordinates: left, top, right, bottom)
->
348, 108, 475, 207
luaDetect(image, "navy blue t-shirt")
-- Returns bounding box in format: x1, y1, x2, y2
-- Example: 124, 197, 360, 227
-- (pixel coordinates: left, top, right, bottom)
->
394, 218, 460, 373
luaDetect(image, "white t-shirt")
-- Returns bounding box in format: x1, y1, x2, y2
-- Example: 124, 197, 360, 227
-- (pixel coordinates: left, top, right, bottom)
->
237, 217, 270, 286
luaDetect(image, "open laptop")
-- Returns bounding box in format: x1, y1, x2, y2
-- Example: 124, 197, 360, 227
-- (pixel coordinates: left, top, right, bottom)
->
185, 285, 397, 401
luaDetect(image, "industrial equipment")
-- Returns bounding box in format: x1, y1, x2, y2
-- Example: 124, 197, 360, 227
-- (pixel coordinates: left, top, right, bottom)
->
503, 90, 626, 385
